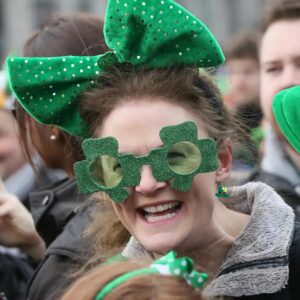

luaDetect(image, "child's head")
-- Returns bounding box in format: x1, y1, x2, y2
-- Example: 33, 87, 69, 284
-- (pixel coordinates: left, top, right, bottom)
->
62, 252, 207, 300
260, 0, 300, 171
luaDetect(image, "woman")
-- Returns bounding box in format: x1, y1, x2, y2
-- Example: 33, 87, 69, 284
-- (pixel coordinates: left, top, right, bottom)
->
76, 64, 300, 299
7, 0, 300, 298
5, 13, 115, 300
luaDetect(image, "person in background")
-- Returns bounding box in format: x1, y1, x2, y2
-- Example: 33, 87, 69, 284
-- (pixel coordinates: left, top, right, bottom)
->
0, 177, 44, 300
4, 13, 110, 300
224, 31, 261, 115
0, 70, 63, 207
62, 251, 208, 300
223, 32, 263, 183
248, 0, 300, 218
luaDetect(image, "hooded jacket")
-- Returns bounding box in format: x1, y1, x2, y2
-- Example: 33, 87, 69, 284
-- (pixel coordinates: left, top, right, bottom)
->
122, 182, 300, 299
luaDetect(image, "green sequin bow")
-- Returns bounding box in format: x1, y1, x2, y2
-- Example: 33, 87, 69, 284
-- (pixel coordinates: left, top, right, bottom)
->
74, 121, 219, 203
6, 0, 224, 138
95, 251, 208, 300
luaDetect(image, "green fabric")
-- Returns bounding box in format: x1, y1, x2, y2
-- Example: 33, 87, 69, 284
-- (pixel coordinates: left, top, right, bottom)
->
7, 55, 102, 137
74, 121, 219, 203
104, 0, 224, 68
273, 86, 300, 153
95, 251, 208, 300
6, 0, 224, 138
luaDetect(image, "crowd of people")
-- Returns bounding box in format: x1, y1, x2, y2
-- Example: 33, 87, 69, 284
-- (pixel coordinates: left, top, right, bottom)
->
0, 0, 300, 299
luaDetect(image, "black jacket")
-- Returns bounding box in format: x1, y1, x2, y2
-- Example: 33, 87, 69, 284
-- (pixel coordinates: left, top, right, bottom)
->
0, 253, 33, 300
247, 170, 300, 220
26, 178, 92, 300
30, 177, 83, 247
236, 222, 300, 299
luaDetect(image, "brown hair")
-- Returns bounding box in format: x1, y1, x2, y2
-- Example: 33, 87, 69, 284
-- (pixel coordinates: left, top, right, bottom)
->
79, 65, 255, 257
81, 65, 252, 149
225, 31, 259, 62
62, 259, 205, 300
16, 13, 108, 170
262, 0, 300, 33
84, 195, 130, 259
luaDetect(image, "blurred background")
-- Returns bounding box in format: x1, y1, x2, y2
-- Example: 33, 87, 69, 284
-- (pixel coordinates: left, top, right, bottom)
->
0, 0, 272, 63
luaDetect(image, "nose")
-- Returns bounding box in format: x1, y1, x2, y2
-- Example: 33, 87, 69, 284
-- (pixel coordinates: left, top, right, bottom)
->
135, 165, 167, 195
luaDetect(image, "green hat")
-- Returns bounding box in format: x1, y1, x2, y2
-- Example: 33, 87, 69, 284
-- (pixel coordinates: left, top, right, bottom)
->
6, 0, 225, 138
273, 86, 300, 153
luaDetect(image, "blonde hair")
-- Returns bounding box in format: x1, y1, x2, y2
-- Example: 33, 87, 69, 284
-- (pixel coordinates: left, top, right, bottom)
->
62, 259, 205, 300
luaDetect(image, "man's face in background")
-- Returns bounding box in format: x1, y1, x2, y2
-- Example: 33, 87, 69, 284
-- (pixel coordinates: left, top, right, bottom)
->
260, 19, 300, 168
260, 19, 300, 128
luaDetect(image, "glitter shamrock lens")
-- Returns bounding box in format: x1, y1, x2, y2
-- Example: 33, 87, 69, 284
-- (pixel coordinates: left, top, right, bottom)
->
167, 141, 202, 175
90, 155, 123, 188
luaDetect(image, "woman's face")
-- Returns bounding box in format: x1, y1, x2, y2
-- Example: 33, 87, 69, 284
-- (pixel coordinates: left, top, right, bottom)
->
99, 100, 221, 254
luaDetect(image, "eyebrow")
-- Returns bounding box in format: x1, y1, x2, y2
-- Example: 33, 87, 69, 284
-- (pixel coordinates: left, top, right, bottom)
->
261, 55, 300, 65
260, 60, 280, 66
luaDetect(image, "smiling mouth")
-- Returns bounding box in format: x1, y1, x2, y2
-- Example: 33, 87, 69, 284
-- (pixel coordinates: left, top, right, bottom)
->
138, 202, 183, 223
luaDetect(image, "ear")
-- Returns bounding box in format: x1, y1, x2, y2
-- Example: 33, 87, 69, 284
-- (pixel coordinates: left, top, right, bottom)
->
215, 137, 232, 183
50, 126, 63, 141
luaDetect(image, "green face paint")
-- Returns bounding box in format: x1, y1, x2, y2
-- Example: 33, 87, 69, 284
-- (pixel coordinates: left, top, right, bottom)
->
74, 121, 219, 203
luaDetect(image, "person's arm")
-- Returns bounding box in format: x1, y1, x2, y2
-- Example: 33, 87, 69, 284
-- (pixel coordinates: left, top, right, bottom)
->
0, 179, 45, 262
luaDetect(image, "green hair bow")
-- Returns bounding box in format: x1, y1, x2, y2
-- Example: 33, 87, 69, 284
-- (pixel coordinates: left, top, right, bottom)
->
6, 0, 224, 138
95, 251, 208, 300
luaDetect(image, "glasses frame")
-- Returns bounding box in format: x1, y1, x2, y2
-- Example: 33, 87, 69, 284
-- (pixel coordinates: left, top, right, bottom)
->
74, 121, 219, 203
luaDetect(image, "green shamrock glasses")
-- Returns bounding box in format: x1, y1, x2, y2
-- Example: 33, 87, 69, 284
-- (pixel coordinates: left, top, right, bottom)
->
74, 121, 219, 203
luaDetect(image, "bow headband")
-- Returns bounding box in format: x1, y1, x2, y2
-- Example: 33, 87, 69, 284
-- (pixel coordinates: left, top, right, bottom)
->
96, 251, 208, 300
6, 0, 224, 138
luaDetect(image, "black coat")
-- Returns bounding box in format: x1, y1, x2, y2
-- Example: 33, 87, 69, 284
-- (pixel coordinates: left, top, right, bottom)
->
26, 178, 92, 300
0, 167, 65, 300
29, 177, 84, 247
0, 253, 33, 300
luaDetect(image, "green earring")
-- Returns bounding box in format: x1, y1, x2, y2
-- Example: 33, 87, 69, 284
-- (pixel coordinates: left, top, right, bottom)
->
215, 183, 230, 198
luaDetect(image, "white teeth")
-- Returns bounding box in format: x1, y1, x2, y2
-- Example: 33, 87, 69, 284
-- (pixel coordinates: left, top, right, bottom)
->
143, 202, 179, 213
145, 212, 177, 223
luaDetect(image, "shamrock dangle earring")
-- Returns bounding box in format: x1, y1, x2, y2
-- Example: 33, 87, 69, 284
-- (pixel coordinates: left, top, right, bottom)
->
215, 183, 230, 198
